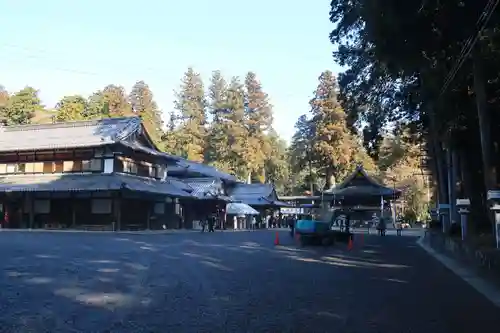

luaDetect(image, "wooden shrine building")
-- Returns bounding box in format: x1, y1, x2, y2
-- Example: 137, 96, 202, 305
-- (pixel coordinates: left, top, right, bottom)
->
0, 117, 193, 231
323, 165, 401, 222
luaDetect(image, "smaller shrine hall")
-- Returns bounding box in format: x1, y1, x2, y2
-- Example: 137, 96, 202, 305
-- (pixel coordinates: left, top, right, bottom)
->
323, 165, 402, 223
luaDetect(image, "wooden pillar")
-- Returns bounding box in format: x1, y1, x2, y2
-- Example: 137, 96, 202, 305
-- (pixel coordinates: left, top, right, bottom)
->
29, 193, 35, 229
113, 191, 122, 231
146, 200, 151, 230
71, 193, 76, 228
20, 192, 26, 228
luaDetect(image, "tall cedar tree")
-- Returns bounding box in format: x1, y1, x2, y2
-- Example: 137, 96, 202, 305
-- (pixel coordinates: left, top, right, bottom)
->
129, 80, 164, 146
289, 114, 317, 192
4, 87, 42, 125
162, 111, 182, 155
310, 71, 353, 188
206, 70, 233, 173
264, 130, 289, 192
244, 72, 273, 182
102, 85, 132, 117
174, 67, 207, 162
223, 77, 248, 179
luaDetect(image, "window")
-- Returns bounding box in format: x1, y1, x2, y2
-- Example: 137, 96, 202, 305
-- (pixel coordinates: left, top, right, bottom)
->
6, 164, 16, 173
81, 159, 101, 172
82, 160, 91, 172
90, 159, 102, 171
25, 163, 35, 173
72, 161, 82, 172
154, 203, 165, 214
123, 161, 137, 174
0, 164, 6, 174
63, 161, 74, 172
33, 162, 43, 173
42, 162, 52, 173
34, 200, 50, 214
114, 158, 124, 172
156, 166, 164, 179
91, 199, 112, 214
53, 161, 63, 173
137, 164, 149, 177
149, 165, 157, 178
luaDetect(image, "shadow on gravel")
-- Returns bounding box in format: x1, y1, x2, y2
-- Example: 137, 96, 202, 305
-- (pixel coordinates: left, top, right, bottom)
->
0, 231, 433, 332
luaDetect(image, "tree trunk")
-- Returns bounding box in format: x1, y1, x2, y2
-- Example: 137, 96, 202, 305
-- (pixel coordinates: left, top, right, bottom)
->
472, 47, 495, 190
427, 107, 448, 204
473, 46, 496, 235
325, 167, 336, 189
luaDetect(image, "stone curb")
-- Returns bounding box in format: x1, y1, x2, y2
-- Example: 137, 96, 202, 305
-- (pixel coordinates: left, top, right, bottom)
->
417, 235, 500, 308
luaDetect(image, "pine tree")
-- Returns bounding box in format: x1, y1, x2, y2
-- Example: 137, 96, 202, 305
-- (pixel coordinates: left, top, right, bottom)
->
55, 95, 88, 121
174, 67, 207, 162
4, 87, 42, 125
129, 80, 164, 146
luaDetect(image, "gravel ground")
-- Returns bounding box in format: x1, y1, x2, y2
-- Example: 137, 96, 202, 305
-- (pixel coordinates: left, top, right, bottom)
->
0, 229, 498, 333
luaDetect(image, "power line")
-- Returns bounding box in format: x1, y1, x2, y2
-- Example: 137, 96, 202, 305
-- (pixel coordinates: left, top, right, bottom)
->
0, 43, 177, 77
439, 0, 499, 96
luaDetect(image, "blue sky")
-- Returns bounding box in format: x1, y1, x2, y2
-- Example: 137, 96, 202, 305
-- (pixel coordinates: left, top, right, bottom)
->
0, 0, 340, 141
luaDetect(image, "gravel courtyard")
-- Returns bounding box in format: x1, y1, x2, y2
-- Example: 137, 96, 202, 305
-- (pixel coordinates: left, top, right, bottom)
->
0, 230, 499, 333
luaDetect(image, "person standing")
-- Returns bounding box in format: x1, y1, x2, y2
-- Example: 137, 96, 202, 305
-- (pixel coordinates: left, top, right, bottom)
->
208, 215, 215, 232
396, 220, 403, 236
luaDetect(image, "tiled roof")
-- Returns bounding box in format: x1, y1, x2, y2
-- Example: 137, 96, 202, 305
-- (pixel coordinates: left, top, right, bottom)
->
0, 117, 142, 152
228, 183, 287, 206
180, 177, 232, 201
230, 183, 274, 198
168, 177, 194, 192
168, 162, 238, 182
0, 173, 192, 197
323, 165, 401, 197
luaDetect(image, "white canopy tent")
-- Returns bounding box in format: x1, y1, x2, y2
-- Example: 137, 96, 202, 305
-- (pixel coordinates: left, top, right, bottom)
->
226, 202, 259, 215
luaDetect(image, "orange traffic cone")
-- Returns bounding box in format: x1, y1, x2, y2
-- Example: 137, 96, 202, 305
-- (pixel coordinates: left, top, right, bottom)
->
274, 232, 280, 246
347, 236, 353, 251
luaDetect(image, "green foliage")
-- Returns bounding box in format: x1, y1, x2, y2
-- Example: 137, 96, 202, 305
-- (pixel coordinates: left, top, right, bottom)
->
0, 68, 291, 195
55, 95, 88, 121
3, 87, 42, 125
0, 86, 9, 125
205, 70, 231, 169
174, 67, 207, 162
102, 85, 132, 117
288, 70, 379, 192
129, 80, 163, 146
